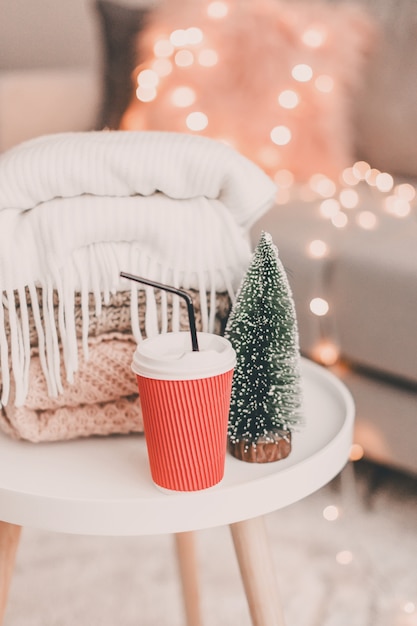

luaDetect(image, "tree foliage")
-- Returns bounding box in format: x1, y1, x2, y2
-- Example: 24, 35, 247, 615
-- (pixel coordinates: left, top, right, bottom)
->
225, 232, 303, 445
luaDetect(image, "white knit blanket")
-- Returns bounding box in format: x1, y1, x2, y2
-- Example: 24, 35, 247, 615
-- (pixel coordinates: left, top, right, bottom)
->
0, 130, 276, 406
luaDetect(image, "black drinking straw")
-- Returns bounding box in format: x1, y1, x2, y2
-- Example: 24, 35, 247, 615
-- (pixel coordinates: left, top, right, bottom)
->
120, 272, 199, 352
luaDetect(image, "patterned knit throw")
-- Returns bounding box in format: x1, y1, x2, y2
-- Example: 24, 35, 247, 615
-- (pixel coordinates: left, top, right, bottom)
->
0, 130, 275, 441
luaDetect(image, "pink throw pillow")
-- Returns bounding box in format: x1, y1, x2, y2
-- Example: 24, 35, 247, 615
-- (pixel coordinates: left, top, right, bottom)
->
120, 0, 375, 182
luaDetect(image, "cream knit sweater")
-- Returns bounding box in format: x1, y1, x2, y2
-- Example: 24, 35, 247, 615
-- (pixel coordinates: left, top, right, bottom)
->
0, 130, 276, 407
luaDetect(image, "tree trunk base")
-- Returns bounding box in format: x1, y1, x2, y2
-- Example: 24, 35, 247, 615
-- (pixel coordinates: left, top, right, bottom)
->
228, 430, 292, 463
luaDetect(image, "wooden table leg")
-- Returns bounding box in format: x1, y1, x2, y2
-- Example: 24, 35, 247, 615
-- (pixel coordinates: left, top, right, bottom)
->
230, 516, 286, 626
174, 531, 203, 626
0, 522, 21, 626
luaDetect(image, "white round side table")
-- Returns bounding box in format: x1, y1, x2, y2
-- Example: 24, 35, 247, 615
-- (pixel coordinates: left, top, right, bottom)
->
0, 358, 354, 626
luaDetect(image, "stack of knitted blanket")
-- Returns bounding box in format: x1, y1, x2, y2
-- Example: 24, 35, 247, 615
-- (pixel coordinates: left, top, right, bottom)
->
0, 130, 276, 441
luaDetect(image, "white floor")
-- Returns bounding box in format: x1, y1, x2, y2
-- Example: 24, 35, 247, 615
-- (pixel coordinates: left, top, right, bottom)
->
5, 461, 417, 626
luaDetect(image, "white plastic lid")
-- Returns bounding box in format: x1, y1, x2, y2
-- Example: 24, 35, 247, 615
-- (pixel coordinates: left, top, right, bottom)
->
132, 332, 236, 380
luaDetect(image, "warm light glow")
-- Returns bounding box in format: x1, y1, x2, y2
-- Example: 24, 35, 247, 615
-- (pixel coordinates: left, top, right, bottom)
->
302, 25, 327, 48
349, 443, 364, 461
275, 188, 291, 205
185, 27, 203, 45
331, 211, 348, 228
274, 169, 294, 189
207, 1, 229, 18
320, 198, 340, 218
323, 505, 339, 521
384, 196, 411, 218
339, 188, 359, 209
154, 39, 174, 58
395, 183, 416, 202
403, 602, 416, 615
308, 239, 329, 258
278, 89, 299, 109
341, 167, 359, 186
198, 49, 219, 67
365, 167, 380, 186
292, 63, 313, 82
352, 160, 371, 180
313, 340, 340, 365
186, 111, 208, 131
310, 174, 336, 197
356, 211, 378, 230
170, 29, 188, 47
151, 58, 173, 77
258, 146, 281, 169
175, 50, 194, 67
336, 550, 353, 565
315, 74, 334, 93
270, 125, 292, 146
167, 27, 204, 50
136, 85, 157, 102
137, 69, 159, 88
171, 86, 196, 107
375, 172, 394, 193
354, 421, 392, 459
310, 297, 329, 316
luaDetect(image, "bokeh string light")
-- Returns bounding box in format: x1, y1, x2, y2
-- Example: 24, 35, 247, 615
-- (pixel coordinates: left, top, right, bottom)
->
135, 3, 227, 110
301, 169, 415, 623
289, 160, 417, 373
130, 8, 417, 620
139, 2, 414, 377
130, 0, 362, 181
133, 0, 415, 370
319, 442, 417, 625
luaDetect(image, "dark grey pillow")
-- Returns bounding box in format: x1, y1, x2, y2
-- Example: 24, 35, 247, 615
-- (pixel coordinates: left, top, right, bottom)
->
95, 0, 149, 129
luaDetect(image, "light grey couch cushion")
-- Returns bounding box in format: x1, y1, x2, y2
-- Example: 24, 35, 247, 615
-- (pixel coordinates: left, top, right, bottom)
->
251, 191, 417, 385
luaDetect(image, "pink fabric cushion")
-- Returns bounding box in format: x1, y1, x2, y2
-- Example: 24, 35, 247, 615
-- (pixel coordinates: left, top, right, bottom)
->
120, 0, 374, 181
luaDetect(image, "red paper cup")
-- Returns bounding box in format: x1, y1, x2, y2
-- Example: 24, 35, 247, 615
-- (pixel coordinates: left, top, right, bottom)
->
132, 332, 236, 492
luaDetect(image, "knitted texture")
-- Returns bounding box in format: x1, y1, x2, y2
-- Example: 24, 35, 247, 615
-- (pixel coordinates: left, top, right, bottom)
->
0, 334, 142, 442
0, 290, 231, 442
0, 131, 275, 441
4, 288, 232, 350
0, 130, 276, 407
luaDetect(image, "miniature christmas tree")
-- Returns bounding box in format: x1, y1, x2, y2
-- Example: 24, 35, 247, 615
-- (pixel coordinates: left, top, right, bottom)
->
225, 231, 303, 463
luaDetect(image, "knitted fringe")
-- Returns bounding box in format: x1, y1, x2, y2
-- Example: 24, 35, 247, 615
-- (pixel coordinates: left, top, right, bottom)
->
1, 278, 232, 407
0, 131, 276, 408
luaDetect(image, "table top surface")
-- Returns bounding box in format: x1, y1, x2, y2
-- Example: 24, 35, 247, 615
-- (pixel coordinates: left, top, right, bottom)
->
0, 358, 354, 536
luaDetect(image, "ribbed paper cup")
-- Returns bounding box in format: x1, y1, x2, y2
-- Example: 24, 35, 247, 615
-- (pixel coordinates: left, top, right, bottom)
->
132, 332, 236, 492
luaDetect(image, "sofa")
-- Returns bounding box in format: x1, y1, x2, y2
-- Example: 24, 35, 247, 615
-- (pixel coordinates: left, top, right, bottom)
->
0, 0, 416, 475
